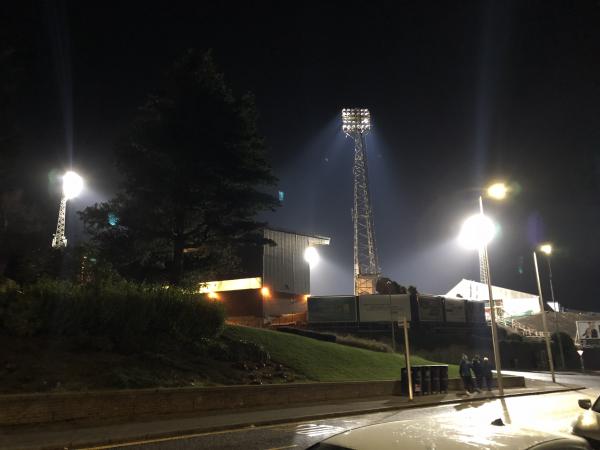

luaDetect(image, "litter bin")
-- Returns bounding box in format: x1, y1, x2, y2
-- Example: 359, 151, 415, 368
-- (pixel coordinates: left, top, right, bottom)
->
412, 366, 423, 395
401, 365, 449, 396
431, 366, 441, 393
439, 365, 449, 393
422, 366, 431, 395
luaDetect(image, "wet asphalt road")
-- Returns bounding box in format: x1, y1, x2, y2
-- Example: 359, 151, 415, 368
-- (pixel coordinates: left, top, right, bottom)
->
83, 372, 600, 450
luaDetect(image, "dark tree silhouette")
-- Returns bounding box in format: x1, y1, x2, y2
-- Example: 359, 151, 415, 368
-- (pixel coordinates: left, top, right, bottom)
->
80, 50, 278, 284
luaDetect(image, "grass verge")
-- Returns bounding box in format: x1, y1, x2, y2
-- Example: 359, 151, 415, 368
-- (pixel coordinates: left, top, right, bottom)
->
224, 326, 459, 381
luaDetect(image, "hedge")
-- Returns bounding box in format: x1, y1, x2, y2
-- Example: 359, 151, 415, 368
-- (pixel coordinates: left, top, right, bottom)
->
0, 279, 225, 352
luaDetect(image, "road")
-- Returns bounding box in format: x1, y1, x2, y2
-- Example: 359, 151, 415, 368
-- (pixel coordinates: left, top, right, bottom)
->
84, 372, 600, 450
504, 370, 600, 389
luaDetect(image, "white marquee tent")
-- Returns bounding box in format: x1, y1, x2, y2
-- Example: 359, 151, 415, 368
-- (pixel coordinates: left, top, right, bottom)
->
444, 279, 542, 317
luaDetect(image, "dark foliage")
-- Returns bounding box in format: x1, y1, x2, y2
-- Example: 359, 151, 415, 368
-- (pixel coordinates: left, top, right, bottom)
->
80, 50, 278, 285
376, 277, 408, 294
0, 279, 225, 353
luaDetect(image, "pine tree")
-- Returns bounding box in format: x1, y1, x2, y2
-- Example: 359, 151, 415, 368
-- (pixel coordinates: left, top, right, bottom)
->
80, 50, 278, 284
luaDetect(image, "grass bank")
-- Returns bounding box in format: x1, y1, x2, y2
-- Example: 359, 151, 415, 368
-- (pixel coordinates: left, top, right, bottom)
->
225, 326, 459, 381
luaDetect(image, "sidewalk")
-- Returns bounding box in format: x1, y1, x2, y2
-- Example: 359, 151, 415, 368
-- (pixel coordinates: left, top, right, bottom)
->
0, 380, 583, 450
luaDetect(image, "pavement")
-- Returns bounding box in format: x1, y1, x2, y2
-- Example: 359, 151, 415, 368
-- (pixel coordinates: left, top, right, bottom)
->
0, 378, 584, 450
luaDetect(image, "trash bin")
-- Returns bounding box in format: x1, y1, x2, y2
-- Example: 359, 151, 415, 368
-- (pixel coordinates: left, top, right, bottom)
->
439, 365, 449, 393
431, 366, 441, 393
412, 366, 423, 395
422, 366, 431, 395
401, 365, 448, 396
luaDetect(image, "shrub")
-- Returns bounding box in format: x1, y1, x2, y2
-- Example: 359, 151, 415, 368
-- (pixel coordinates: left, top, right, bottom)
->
334, 334, 393, 353
0, 279, 225, 352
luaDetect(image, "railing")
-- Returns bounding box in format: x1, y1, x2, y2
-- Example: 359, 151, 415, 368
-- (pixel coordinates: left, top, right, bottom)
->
488, 316, 550, 338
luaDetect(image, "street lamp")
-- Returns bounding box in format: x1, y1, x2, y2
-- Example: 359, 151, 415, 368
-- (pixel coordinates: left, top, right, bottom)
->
459, 182, 508, 396
539, 243, 566, 370
533, 250, 556, 383
52, 170, 84, 249
487, 182, 508, 200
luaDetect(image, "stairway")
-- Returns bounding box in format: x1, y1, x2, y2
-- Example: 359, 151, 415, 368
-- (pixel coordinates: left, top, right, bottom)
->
489, 316, 550, 339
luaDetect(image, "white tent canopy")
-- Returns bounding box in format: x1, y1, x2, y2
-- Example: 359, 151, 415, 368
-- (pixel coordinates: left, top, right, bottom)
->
444, 279, 541, 317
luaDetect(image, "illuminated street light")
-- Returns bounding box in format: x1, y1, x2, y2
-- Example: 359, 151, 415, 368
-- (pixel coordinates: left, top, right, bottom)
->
486, 182, 508, 200
533, 250, 556, 383
459, 189, 506, 395
538, 242, 566, 370
304, 246, 320, 268
51, 171, 84, 249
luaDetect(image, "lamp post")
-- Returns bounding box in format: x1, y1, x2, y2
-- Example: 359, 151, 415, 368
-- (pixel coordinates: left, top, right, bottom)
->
478, 196, 504, 396
540, 244, 566, 370
577, 349, 585, 373
458, 184, 505, 395
52, 171, 83, 249
533, 250, 556, 383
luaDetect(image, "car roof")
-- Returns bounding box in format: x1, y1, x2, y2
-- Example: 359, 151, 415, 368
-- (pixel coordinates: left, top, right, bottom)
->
320, 418, 591, 450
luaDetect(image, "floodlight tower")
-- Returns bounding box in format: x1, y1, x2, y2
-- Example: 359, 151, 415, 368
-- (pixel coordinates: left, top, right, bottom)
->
478, 248, 489, 283
52, 171, 83, 249
342, 108, 380, 295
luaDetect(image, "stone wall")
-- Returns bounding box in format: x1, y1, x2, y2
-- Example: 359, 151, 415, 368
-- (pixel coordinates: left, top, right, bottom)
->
0, 376, 524, 426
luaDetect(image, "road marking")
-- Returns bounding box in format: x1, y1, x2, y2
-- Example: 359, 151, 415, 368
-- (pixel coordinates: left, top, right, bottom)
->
77, 427, 279, 449
77, 418, 341, 449
264, 445, 298, 450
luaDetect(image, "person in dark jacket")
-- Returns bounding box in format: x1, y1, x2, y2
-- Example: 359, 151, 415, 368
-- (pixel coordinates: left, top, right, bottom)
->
459, 354, 474, 395
472, 355, 483, 393
482, 356, 493, 391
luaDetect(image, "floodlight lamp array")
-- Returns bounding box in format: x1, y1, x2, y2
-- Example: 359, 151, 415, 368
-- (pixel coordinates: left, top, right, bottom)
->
342, 108, 371, 134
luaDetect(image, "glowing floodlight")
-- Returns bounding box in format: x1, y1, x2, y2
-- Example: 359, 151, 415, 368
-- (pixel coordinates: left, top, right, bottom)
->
540, 243, 552, 255
62, 171, 84, 200
52, 170, 84, 249
304, 246, 320, 268
458, 214, 497, 250
261, 286, 271, 298
342, 108, 371, 134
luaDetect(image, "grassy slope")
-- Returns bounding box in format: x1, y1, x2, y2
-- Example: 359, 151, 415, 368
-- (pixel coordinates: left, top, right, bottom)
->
225, 326, 459, 381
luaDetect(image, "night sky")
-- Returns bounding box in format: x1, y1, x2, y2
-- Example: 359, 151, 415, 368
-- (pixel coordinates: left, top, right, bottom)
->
4, 1, 600, 310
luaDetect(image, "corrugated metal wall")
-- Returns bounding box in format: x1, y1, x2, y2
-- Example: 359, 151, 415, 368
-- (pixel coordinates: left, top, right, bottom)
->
263, 229, 310, 295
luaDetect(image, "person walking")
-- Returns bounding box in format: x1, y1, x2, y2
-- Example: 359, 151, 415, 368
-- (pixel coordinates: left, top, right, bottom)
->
459, 354, 474, 395
482, 356, 493, 391
472, 355, 483, 393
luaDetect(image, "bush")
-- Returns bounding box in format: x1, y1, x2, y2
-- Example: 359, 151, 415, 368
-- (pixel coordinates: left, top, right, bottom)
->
334, 334, 393, 353
0, 279, 225, 352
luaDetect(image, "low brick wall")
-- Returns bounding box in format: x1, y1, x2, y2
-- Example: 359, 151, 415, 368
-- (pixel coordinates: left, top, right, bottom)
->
0, 376, 524, 426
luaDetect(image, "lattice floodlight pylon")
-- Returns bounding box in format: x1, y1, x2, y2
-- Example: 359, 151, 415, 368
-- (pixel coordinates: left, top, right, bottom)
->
51, 197, 68, 249
478, 246, 489, 284
51, 171, 83, 249
341, 108, 380, 295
